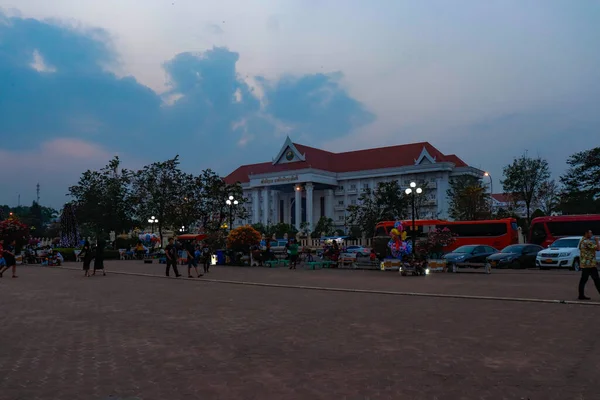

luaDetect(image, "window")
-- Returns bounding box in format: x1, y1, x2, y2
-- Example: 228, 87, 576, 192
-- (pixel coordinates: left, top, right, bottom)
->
338, 215, 344, 221
337, 186, 344, 191
350, 184, 356, 189
320, 197, 325, 217
338, 200, 344, 206
351, 199, 357, 205
547, 220, 600, 237
530, 222, 547, 245
374, 226, 389, 236
363, 183, 369, 189
437, 222, 508, 237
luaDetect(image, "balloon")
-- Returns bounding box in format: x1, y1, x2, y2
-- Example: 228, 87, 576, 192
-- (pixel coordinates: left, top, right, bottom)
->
390, 228, 400, 237
145, 234, 151, 241
401, 231, 407, 241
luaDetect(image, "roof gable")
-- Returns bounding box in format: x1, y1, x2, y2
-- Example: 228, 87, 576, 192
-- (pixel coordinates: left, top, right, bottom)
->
414, 146, 436, 165
272, 136, 306, 165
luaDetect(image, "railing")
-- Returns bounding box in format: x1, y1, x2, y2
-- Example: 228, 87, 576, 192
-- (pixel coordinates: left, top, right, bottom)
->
297, 238, 373, 248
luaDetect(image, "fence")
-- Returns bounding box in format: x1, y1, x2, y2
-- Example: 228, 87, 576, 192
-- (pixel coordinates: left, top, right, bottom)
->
296, 238, 373, 248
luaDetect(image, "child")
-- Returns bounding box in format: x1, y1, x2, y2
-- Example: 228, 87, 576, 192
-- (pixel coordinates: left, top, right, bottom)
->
369, 249, 377, 263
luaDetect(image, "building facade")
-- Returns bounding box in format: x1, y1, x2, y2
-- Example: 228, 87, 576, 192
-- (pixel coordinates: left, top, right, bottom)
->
491, 193, 527, 218
224, 137, 483, 231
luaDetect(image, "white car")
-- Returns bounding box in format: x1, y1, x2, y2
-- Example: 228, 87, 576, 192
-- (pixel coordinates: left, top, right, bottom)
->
536, 236, 600, 271
344, 245, 371, 257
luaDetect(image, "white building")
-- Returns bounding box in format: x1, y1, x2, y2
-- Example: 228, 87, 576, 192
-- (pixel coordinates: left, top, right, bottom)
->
491, 193, 527, 218
224, 137, 483, 231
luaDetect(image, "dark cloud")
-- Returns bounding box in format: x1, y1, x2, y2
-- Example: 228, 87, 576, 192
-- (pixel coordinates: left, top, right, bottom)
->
0, 12, 374, 205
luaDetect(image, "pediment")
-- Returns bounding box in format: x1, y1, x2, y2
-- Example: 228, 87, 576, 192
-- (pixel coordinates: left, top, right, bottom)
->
414, 146, 436, 165
272, 136, 306, 165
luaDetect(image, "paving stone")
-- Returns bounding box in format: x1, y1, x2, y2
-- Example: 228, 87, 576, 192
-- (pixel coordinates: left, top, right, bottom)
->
0, 264, 598, 399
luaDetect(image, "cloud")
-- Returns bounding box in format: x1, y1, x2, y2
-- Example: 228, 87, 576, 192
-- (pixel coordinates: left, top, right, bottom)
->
0, 138, 119, 207
0, 12, 373, 206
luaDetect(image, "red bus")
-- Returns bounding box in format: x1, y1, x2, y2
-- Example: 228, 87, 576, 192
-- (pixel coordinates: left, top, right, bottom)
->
529, 215, 600, 248
374, 218, 519, 252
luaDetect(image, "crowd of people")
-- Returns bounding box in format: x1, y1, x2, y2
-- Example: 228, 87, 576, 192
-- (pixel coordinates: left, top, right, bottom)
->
2, 230, 600, 300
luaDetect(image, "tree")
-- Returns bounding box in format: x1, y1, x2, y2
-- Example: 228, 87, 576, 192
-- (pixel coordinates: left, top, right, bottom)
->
226, 225, 261, 252
69, 156, 134, 236
131, 156, 187, 242
59, 202, 80, 247
446, 175, 490, 221
535, 180, 560, 215
559, 147, 600, 214
183, 169, 247, 234
347, 180, 409, 237
501, 153, 550, 222
0, 214, 30, 249
311, 216, 335, 238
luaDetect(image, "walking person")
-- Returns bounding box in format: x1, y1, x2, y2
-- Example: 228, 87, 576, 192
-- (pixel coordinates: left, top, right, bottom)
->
165, 238, 181, 277
186, 240, 203, 278
92, 238, 106, 276
288, 239, 299, 270
578, 230, 600, 300
0, 239, 18, 278
80, 240, 94, 277
202, 244, 211, 273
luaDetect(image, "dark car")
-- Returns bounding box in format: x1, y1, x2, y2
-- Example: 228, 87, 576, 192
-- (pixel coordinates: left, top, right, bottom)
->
486, 244, 543, 269
443, 245, 498, 265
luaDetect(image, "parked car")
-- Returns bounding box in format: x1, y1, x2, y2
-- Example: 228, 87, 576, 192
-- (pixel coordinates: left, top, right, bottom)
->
486, 244, 543, 269
536, 236, 600, 271
443, 245, 498, 265
260, 240, 289, 253
344, 245, 371, 257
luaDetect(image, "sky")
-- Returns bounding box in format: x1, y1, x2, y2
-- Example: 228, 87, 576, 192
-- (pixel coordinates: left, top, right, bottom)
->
1, 0, 599, 208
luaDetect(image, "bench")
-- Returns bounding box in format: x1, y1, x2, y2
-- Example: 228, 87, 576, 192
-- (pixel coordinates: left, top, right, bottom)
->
305, 261, 322, 270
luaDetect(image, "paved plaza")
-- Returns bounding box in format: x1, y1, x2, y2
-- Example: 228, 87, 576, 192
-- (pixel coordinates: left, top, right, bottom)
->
1, 262, 599, 400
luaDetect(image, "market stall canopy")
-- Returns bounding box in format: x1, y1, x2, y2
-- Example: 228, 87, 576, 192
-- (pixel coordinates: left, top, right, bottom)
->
177, 234, 208, 241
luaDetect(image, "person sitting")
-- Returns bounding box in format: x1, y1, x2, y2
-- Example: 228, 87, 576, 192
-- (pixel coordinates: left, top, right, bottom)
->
135, 241, 145, 260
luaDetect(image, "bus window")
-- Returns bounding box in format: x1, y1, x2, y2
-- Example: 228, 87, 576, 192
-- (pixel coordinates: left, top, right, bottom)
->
511, 222, 518, 231
530, 223, 547, 245
439, 223, 507, 237
547, 220, 600, 237
374, 226, 389, 237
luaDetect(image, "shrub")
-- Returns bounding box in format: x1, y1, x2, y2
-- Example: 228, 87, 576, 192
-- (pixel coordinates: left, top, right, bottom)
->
54, 248, 76, 261
227, 225, 261, 252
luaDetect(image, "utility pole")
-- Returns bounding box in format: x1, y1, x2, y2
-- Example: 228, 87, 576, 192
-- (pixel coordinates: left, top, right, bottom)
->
36, 183, 40, 203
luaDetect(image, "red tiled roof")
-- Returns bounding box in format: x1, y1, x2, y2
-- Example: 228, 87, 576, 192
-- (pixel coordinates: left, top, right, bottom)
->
225, 141, 469, 184
491, 193, 515, 203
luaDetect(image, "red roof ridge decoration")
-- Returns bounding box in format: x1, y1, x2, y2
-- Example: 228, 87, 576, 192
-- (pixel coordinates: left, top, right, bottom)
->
225, 140, 470, 184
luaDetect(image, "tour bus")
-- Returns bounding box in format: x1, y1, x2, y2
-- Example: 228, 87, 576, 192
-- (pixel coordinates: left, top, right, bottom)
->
374, 218, 519, 252
529, 214, 600, 248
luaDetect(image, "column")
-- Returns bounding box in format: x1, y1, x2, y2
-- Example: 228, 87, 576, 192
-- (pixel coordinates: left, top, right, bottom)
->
325, 189, 334, 219
252, 189, 260, 224
306, 183, 314, 232
294, 185, 302, 230
272, 191, 280, 224
262, 188, 269, 226
283, 194, 290, 225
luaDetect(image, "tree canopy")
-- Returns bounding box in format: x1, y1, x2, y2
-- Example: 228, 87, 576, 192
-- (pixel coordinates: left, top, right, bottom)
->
559, 147, 600, 214
347, 180, 409, 237
501, 153, 550, 222
446, 175, 489, 221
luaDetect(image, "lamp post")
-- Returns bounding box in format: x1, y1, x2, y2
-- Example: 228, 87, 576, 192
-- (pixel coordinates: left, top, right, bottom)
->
179, 225, 185, 233
484, 172, 493, 216
405, 182, 423, 253
225, 195, 239, 231
148, 216, 158, 234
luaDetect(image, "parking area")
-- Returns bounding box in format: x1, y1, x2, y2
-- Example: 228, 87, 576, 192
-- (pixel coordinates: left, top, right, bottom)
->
1, 263, 599, 399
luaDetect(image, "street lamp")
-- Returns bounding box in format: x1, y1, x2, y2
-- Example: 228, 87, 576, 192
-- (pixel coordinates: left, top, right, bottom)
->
405, 182, 423, 252
484, 172, 493, 215
225, 195, 239, 231
179, 225, 185, 233
148, 216, 158, 233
